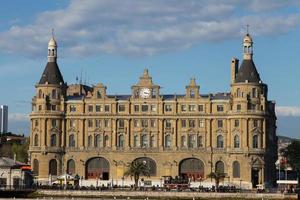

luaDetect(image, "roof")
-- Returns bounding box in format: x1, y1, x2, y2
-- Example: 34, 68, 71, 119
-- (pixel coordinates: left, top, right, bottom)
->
0, 157, 26, 168
235, 59, 261, 83
211, 93, 230, 100
39, 62, 64, 84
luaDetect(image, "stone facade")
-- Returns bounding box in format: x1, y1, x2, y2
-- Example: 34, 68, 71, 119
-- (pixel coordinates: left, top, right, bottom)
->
29, 33, 277, 189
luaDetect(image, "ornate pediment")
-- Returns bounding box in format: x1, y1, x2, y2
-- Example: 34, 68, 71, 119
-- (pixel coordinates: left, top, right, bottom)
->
94, 128, 104, 132
50, 127, 61, 133
232, 127, 240, 133
67, 127, 78, 133
250, 156, 264, 167
251, 127, 262, 134
33, 127, 39, 132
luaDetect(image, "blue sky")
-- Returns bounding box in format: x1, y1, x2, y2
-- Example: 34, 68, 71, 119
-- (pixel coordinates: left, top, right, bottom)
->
0, 0, 299, 138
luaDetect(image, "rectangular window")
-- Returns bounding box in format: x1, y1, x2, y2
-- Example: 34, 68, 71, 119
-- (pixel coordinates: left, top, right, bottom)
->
104, 105, 110, 112
150, 119, 156, 127
141, 105, 148, 112
181, 105, 187, 112
96, 119, 101, 128
51, 105, 56, 111
141, 119, 148, 127
134, 105, 139, 112
152, 90, 157, 98
217, 120, 223, 128
88, 105, 93, 112
88, 119, 93, 128
165, 119, 171, 128
95, 105, 102, 112
165, 104, 172, 112
198, 105, 204, 112
134, 119, 139, 127
70, 105, 76, 112
253, 119, 258, 128
104, 119, 109, 127
217, 105, 224, 112
189, 120, 195, 128
119, 119, 124, 128
38, 105, 42, 111
199, 119, 205, 128
118, 105, 125, 112
234, 120, 239, 127
181, 119, 186, 128
151, 105, 157, 112
70, 119, 76, 127
35, 120, 39, 127
237, 104, 241, 111
51, 119, 57, 127
189, 105, 196, 112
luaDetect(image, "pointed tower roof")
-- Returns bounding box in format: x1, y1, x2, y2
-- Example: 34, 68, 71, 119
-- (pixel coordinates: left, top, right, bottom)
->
39, 62, 64, 84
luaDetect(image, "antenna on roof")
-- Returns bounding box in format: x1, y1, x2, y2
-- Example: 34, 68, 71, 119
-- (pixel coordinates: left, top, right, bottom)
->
76, 76, 78, 84
51, 28, 55, 38
80, 68, 83, 84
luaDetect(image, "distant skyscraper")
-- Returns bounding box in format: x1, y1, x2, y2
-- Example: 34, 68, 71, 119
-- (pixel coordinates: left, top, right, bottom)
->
0, 105, 8, 133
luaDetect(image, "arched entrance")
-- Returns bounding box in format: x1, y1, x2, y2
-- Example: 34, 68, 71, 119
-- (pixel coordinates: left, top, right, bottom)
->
86, 157, 110, 180
133, 157, 157, 176
179, 158, 204, 181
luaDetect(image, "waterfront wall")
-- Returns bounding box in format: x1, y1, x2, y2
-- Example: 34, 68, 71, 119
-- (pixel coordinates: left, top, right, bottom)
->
37, 189, 298, 199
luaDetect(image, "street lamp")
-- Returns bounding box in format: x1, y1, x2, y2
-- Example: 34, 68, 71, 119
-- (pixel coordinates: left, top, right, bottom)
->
239, 179, 242, 191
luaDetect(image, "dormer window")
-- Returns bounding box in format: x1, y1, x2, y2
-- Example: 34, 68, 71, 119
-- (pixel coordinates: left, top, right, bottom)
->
152, 89, 157, 98
217, 105, 224, 112
97, 91, 102, 98
52, 89, 56, 99
190, 90, 195, 98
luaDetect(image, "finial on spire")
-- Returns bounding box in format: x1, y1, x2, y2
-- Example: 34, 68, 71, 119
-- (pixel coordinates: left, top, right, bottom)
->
246, 24, 250, 35
51, 28, 55, 38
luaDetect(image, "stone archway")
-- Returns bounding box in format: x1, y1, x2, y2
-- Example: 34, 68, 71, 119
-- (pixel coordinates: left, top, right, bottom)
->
179, 158, 204, 181
133, 157, 157, 176
86, 157, 110, 180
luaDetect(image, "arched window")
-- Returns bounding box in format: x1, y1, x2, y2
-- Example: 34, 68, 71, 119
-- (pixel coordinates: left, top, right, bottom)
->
197, 135, 203, 147
104, 135, 109, 147
232, 161, 240, 178
134, 135, 139, 147
215, 161, 224, 173
217, 135, 224, 148
97, 91, 102, 98
118, 134, 124, 148
50, 134, 57, 147
165, 134, 171, 148
253, 135, 258, 148
234, 135, 240, 148
34, 134, 39, 146
69, 134, 75, 147
88, 135, 92, 147
252, 88, 257, 98
95, 134, 102, 148
141, 134, 148, 147
33, 159, 39, 175
150, 135, 155, 147
67, 159, 75, 175
52, 89, 56, 99
49, 159, 57, 175
38, 90, 42, 98
188, 134, 196, 148
237, 88, 241, 98
181, 135, 186, 147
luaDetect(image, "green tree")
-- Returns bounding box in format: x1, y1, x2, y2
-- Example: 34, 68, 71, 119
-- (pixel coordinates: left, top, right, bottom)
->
124, 160, 151, 187
12, 139, 29, 163
207, 170, 227, 191
282, 140, 300, 172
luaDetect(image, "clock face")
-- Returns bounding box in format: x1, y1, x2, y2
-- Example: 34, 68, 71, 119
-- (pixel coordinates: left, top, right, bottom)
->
139, 88, 151, 98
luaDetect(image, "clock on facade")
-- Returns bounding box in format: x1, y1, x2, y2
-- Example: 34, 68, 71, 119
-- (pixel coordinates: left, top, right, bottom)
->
139, 88, 151, 98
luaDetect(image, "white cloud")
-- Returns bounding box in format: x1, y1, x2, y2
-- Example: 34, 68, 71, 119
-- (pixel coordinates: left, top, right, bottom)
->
8, 113, 29, 122
276, 106, 300, 117
0, 0, 300, 57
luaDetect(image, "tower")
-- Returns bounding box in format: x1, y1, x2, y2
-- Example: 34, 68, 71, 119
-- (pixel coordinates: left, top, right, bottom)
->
30, 33, 66, 179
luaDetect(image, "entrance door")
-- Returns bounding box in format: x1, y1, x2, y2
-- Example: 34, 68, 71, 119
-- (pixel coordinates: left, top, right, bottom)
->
251, 169, 259, 188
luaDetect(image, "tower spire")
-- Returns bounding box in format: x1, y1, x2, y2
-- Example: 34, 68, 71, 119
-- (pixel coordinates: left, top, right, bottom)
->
243, 27, 253, 60
48, 29, 57, 62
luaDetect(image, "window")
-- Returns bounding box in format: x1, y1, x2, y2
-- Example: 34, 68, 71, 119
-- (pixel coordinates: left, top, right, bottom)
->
199, 119, 204, 128
237, 104, 241, 111
141, 134, 148, 147
181, 135, 187, 147
134, 105, 139, 112
95, 134, 102, 147
217, 135, 224, 148
189, 105, 196, 112
88, 105, 93, 112
217, 105, 224, 112
104, 119, 109, 127
95, 119, 101, 128
70, 119, 76, 127
118, 134, 125, 148
50, 134, 57, 146
165, 104, 172, 112
51, 89, 56, 99
197, 136, 203, 147
233, 161, 240, 178
141, 119, 148, 128
134, 119, 139, 127
151, 105, 157, 112
150, 135, 156, 147
119, 119, 125, 128
234, 120, 239, 127
104, 105, 110, 112
253, 135, 258, 148
217, 120, 223, 128
51, 105, 56, 111
118, 105, 125, 112
33, 159, 39, 176
70, 105, 76, 112
67, 159, 75, 175
69, 134, 75, 147
97, 91, 102, 98
104, 135, 109, 147
181, 119, 186, 128
198, 105, 204, 112
253, 119, 258, 128
134, 135, 139, 147
38, 105, 42, 111
141, 105, 148, 112
34, 134, 38, 146
51, 119, 57, 127
152, 89, 157, 98
150, 119, 156, 127
215, 161, 224, 173
189, 120, 195, 128
88, 119, 93, 128
190, 90, 195, 98
95, 105, 102, 112
38, 90, 42, 98
165, 119, 171, 128
234, 135, 240, 148
49, 159, 57, 175
252, 88, 257, 98
35, 120, 39, 126
88, 135, 92, 147
181, 105, 187, 112
188, 134, 196, 148
237, 88, 241, 98
165, 134, 171, 147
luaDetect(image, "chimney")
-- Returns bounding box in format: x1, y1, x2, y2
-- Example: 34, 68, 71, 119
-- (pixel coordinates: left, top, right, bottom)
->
231, 58, 239, 84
